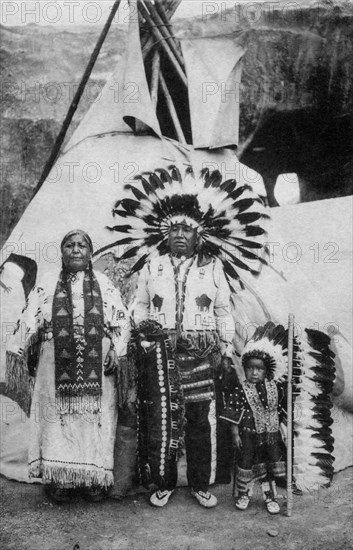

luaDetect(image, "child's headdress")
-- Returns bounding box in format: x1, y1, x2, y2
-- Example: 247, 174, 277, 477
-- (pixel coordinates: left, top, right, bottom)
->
241, 323, 288, 381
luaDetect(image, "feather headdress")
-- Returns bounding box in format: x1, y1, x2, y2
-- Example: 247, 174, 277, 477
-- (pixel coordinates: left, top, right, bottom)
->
241, 321, 336, 492
95, 165, 270, 290
241, 322, 289, 381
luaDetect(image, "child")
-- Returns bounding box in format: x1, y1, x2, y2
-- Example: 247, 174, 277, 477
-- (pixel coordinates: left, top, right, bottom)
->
220, 348, 286, 514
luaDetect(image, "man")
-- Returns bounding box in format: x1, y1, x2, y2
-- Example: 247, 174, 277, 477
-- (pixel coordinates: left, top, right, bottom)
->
133, 219, 235, 508
107, 165, 268, 508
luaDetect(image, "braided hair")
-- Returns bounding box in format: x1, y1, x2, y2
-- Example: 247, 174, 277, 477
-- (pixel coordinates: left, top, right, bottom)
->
60, 230, 95, 312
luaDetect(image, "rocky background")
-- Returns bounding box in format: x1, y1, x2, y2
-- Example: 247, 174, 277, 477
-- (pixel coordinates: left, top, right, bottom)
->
1, 1, 352, 245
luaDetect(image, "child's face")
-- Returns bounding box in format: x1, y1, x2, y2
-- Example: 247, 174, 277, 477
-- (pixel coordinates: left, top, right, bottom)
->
244, 358, 267, 384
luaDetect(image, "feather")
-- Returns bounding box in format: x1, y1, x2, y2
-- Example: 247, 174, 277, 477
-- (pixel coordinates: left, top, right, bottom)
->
112, 209, 129, 218
237, 212, 270, 225
149, 172, 163, 190
156, 168, 172, 185
220, 179, 237, 193
170, 165, 182, 183
200, 167, 210, 181
108, 224, 132, 233
185, 165, 194, 177
140, 176, 156, 196
120, 198, 140, 212
119, 246, 141, 260
228, 185, 251, 201
232, 197, 262, 213
124, 184, 148, 201
244, 225, 266, 237
205, 170, 222, 188
130, 254, 149, 274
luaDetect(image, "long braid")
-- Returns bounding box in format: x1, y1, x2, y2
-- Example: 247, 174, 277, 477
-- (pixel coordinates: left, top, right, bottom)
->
88, 260, 95, 311
61, 261, 73, 315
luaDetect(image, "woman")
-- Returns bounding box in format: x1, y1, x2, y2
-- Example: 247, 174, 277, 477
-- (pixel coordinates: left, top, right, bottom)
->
6, 229, 130, 502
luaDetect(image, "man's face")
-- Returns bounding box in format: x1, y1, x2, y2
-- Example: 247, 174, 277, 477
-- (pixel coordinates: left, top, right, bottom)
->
168, 223, 198, 257
61, 234, 91, 272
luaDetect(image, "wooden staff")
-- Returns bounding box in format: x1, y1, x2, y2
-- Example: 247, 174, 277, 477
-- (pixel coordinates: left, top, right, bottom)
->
286, 313, 295, 517
159, 72, 186, 144
31, 0, 122, 201
138, 1, 187, 87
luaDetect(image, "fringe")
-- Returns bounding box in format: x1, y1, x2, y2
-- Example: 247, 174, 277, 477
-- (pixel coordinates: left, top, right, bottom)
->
29, 460, 114, 488
55, 392, 102, 415
5, 351, 33, 415
116, 354, 137, 407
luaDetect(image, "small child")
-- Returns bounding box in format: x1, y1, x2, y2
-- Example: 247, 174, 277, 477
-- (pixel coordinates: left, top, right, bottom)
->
220, 348, 286, 514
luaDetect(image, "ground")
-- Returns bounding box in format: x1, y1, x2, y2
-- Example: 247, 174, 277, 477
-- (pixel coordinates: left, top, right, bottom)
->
0, 468, 352, 550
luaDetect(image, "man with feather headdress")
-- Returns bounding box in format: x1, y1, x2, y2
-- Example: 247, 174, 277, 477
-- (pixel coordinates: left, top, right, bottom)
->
106, 164, 270, 508
106, 166, 266, 508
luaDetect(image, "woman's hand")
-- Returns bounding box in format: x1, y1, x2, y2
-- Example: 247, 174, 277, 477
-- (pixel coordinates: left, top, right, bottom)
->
104, 349, 118, 375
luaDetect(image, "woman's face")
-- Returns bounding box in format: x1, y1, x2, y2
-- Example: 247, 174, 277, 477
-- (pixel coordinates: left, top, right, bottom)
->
61, 234, 91, 272
168, 223, 198, 257
244, 357, 267, 384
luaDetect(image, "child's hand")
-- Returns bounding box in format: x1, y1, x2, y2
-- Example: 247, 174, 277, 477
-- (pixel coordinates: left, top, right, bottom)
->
232, 433, 242, 450
230, 425, 242, 449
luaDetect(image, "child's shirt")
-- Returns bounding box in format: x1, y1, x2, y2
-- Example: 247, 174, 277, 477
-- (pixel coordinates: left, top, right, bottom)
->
220, 379, 286, 442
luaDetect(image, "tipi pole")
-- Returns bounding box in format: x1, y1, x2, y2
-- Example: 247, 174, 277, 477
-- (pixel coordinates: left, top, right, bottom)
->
150, 49, 160, 108
159, 72, 186, 144
144, 0, 185, 69
138, 1, 187, 87
286, 313, 295, 517
31, 0, 122, 201
142, 0, 181, 54
155, 0, 182, 54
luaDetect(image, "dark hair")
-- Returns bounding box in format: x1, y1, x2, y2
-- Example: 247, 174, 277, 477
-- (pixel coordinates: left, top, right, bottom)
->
61, 260, 95, 313
60, 229, 93, 253
242, 350, 276, 379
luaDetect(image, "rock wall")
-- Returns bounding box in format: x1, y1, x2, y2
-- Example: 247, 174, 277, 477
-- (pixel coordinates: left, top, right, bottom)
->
179, 1, 353, 205
1, 1, 352, 243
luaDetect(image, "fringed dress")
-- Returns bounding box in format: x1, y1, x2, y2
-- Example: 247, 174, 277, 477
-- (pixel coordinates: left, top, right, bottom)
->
6, 269, 130, 489
220, 379, 286, 493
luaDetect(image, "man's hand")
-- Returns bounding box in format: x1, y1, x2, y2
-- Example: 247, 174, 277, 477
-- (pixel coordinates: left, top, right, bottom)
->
221, 356, 233, 374
104, 349, 118, 375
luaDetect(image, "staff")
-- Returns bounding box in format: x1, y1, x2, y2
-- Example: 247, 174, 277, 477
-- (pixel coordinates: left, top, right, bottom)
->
286, 313, 295, 517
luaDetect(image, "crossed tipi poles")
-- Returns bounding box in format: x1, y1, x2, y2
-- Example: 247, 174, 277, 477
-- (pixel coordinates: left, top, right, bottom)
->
33, 0, 186, 202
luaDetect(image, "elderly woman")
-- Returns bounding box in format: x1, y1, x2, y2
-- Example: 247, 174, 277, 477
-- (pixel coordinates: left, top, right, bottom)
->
6, 229, 130, 503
